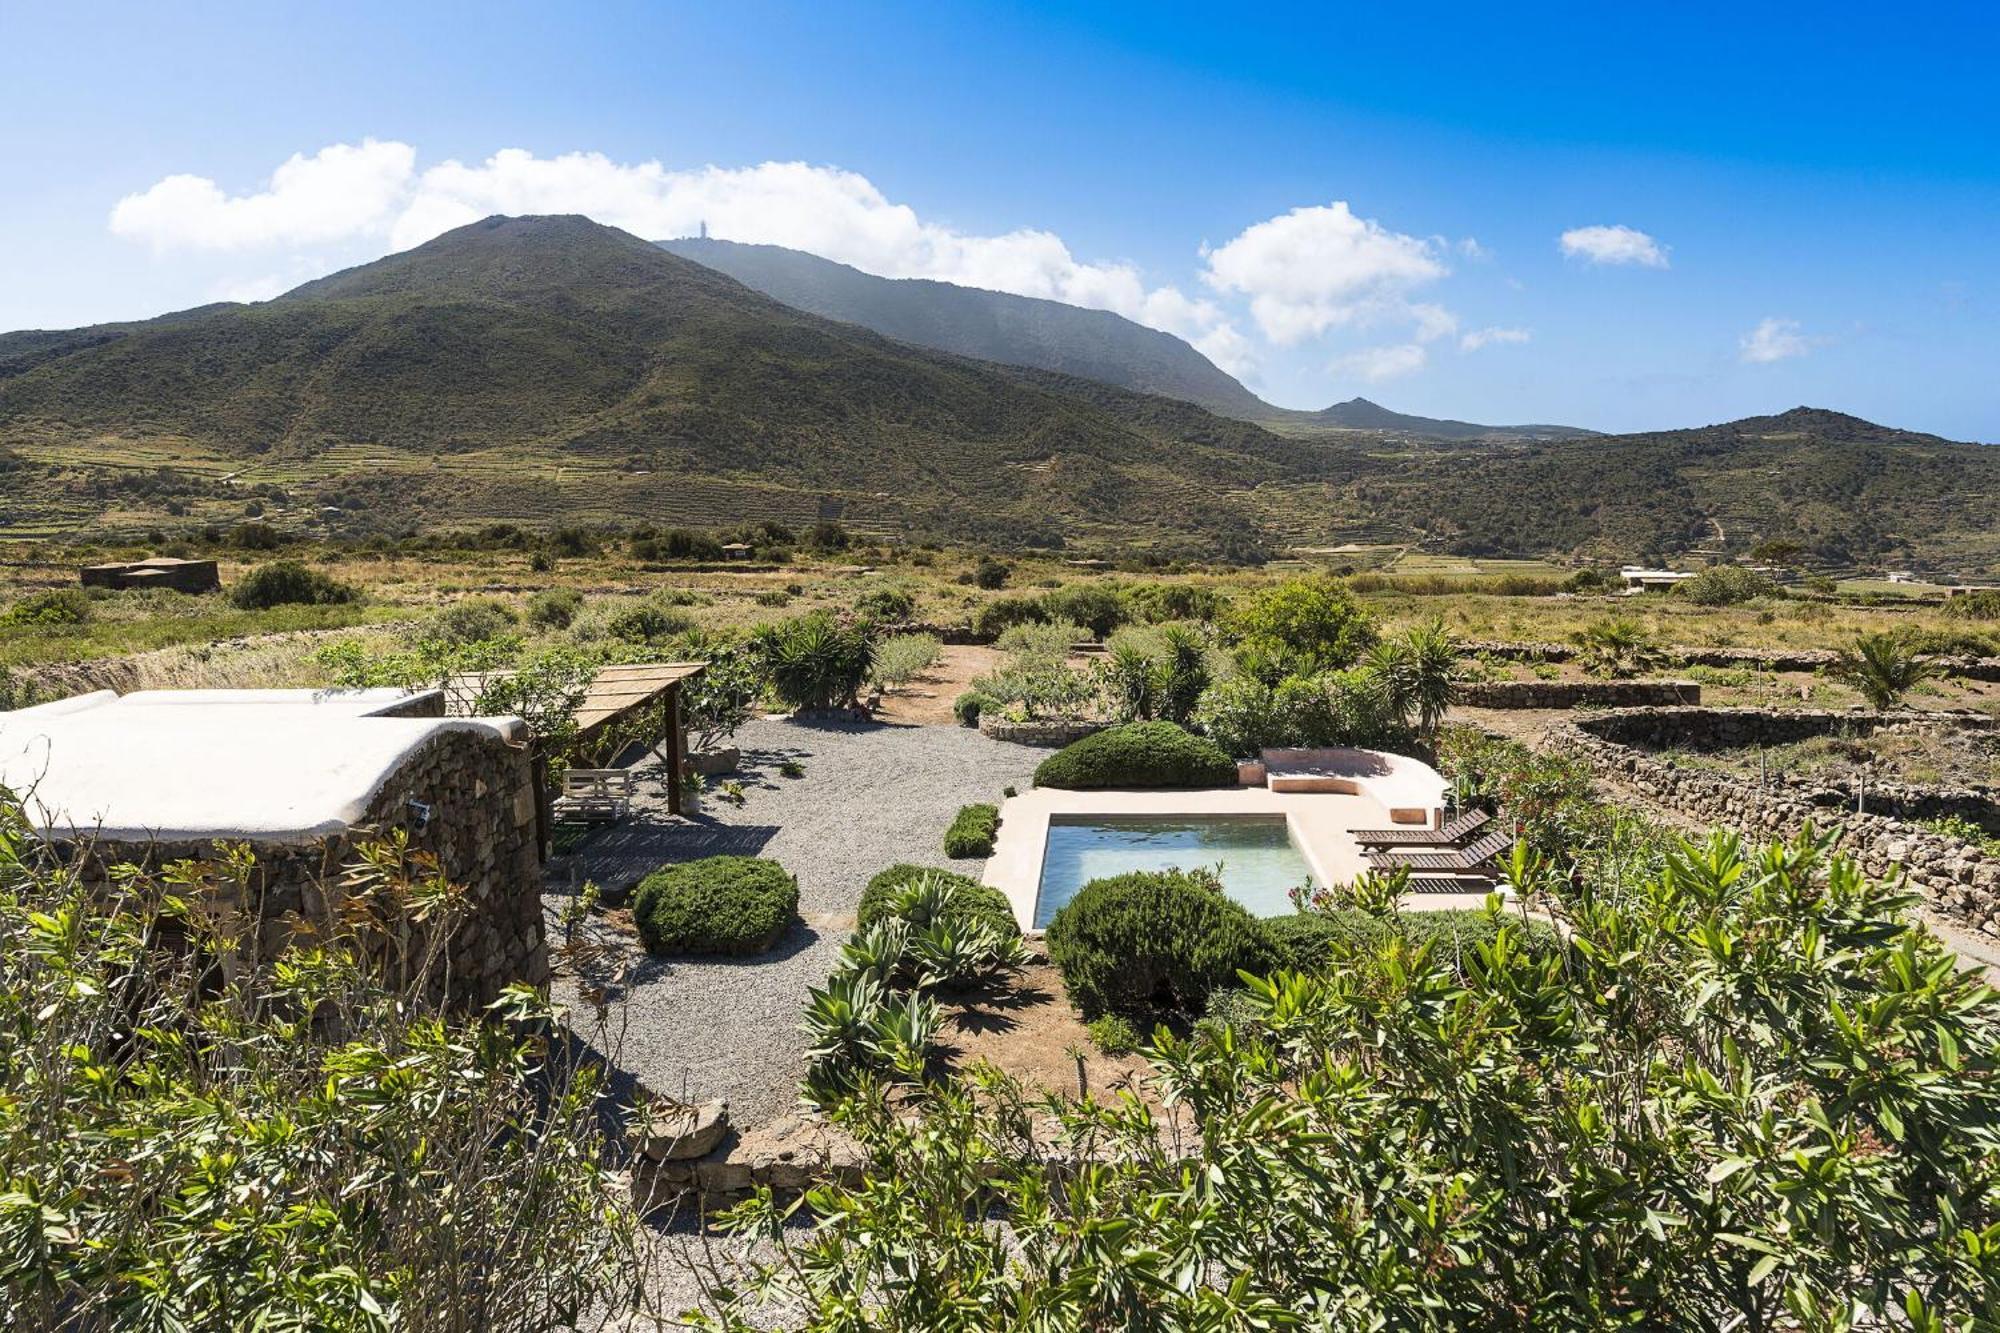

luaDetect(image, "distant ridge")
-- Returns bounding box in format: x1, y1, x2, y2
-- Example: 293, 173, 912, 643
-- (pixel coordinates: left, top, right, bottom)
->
1282, 396, 1599, 441
657, 236, 1267, 417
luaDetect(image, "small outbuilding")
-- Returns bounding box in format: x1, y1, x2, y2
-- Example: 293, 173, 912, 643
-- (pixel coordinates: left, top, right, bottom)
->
1619, 566, 1695, 593
79, 556, 220, 594
0, 687, 548, 1006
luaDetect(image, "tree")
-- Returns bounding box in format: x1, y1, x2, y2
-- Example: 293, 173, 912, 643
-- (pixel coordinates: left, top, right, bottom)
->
1365, 616, 1459, 742
1830, 631, 1934, 709
1228, 575, 1377, 680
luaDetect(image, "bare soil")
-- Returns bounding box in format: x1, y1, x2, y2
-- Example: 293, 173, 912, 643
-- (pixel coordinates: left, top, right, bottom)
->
934, 947, 1157, 1105
871, 643, 1006, 726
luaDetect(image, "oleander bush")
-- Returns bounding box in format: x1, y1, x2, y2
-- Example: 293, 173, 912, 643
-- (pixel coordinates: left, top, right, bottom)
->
717, 827, 2000, 1330
0, 806, 635, 1330
942, 802, 1000, 858
1044, 869, 1277, 1018
631, 855, 799, 955
1033, 721, 1237, 790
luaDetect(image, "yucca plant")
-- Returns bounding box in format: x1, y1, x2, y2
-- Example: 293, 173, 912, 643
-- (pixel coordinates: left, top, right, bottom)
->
757, 612, 874, 711
1829, 631, 1934, 709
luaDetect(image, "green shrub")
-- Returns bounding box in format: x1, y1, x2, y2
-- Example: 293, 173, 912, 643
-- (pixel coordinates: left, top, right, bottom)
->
1264, 911, 1386, 969
756, 612, 873, 711
3, 587, 93, 628
995, 620, 1082, 668
855, 586, 916, 621
428, 597, 518, 645
631, 856, 799, 956
525, 587, 583, 631
952, 690, 991, 728
1678, 565, 1778, 606
1045, 869, 1277, 1018
971, 556, 1011, 590
1040, 584, 1129, 639
1129, 581, 1226, 624
972, 593, 1047, 639
858, 864, 1016, 939
1033, 722, 1237, 791
943, 803, 1000, 859
1944, 589, 2000, 621
1086, 1014, 1143, 1054
604, 600, 694, 644
870, 632, 941, 690
230, 560, 358, 610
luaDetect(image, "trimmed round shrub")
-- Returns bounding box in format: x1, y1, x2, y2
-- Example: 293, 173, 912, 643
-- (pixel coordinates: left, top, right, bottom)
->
943, 802, 1000, 859
1264, 911, 1389, 970
230, 561, 358, 610
631, 855, 798, 956
858, 864, 1016, 939
1033, 722, 1237, 791
1044, 870, 1277, 1019
1267, 908, 1557, 975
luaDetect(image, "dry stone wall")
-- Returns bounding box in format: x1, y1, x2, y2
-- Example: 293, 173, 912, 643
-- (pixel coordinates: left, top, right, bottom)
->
1458, 679, 1701, 709
1555, 707, 2000, 943
1462, 639, 2000, 682
65, 725, 546, 1008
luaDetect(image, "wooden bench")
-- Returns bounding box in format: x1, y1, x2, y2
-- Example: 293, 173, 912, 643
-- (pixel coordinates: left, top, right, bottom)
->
551, 768, 635, 824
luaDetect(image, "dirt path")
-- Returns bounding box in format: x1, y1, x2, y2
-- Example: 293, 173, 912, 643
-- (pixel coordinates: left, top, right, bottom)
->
871, 643, 1005, 726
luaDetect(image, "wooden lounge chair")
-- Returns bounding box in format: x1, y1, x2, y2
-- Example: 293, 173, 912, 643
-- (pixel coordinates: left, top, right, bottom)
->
1405, 873, 1497, 894
1366, 828, 1513, 874
551, 768, 635, 824
1351, 807, 1491, 849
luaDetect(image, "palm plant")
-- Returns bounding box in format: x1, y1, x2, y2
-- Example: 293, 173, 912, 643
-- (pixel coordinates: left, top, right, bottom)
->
1830, 631, 1934, 709
1569, 616, 1659, 679
1367, 618, 1459, 742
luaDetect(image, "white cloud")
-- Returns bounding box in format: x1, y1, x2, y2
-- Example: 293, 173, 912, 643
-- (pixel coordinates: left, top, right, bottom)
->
1739, 316, 1810, 364
1559, 224, 1668, 268
1202, 202, 1448, 344
111, 140, 417, 251
108, 143, 1248, 372
1456, 237, 1491, 261
1459, 325, 1531, 351
1332, 343, 1426, 382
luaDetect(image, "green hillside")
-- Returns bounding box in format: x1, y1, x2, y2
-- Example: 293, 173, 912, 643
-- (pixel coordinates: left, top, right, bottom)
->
2, 217, 1997, 574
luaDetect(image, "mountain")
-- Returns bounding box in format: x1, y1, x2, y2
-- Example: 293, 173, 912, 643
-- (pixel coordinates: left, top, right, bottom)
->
0, 214, 1337, 550
1284, 396, 1599, 441
657, 236, 1266, 417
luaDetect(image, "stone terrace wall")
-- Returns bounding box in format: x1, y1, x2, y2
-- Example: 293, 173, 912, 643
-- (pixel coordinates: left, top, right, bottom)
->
72, 726, 546, 1009
1463, 639, 2000, 682
1458, 679, 1701, 709
979, 717, 1107, 747
1554, 708, 2000, 943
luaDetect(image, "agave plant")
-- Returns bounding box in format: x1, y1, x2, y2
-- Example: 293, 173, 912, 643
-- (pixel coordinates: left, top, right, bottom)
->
864, 990, 942, 1082
1829, 631, 1934, 709
801, 972, 887, 1068
757, 613, 874, 712
907, 919, 1027, 991
833, 919, 913, 989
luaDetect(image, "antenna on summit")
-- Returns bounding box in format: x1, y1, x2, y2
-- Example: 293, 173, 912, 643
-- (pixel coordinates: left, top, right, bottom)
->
698, 219, 708, 240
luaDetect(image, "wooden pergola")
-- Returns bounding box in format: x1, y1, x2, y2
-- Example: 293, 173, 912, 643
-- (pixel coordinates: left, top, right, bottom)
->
445, 661, 708, 816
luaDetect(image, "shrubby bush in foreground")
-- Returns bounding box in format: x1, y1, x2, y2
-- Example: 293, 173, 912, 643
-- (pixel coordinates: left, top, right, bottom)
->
708, 828, 2000, 1329
632, 854, 799, 955
942, 801, 1000, 858
0, 807, 632, 1331
1044, 868, 1277, 1017
1033, 721, 1237, 790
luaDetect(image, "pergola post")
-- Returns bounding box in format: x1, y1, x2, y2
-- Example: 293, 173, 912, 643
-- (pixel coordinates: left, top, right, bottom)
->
663, 686, 685, 817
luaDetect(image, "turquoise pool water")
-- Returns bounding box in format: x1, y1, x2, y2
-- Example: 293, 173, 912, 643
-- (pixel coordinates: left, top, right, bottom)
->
1033, 814, 1315, 928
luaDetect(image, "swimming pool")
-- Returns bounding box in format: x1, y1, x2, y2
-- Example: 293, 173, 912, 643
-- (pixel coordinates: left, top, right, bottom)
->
1033, 813, 1316, 928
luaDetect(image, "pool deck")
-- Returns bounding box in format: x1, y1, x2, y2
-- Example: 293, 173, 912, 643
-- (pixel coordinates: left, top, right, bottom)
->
985, 785, 1494, 931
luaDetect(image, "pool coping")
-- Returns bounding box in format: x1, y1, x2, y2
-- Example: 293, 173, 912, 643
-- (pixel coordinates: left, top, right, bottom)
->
983, 785, 1491, 933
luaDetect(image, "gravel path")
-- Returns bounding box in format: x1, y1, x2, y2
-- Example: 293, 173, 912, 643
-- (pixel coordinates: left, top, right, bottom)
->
546, 717, 1040, 1131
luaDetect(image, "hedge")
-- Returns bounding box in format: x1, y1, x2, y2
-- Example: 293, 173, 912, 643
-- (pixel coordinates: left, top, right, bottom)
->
858, 864, 1018, 939
943, 803, 1000, 859
631, 855, 799, 956
1265, 908, 1557, 975
1032, 722, 1237, 791
1044, 870, 1277, 1019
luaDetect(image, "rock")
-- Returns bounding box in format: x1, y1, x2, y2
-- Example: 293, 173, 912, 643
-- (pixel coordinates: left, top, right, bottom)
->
631, 1098, 730, 1161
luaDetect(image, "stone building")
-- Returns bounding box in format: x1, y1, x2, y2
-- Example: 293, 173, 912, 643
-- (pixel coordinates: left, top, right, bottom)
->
0, 687, 547, 1006
78, 556, 220, 594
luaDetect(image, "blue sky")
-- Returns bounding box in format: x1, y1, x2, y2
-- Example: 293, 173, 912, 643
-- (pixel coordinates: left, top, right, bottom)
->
3, 1, 1996, 438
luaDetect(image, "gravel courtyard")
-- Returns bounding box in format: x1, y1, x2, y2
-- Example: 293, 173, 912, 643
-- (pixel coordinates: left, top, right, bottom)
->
545, 716, 1041, 1132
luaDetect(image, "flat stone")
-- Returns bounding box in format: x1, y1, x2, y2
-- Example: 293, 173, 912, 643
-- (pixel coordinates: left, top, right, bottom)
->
631, 1098, 729, 1161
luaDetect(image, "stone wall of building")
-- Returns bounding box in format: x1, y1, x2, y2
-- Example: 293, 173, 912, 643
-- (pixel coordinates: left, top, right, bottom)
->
69, 725, 546, 1008
1553, 708, 2000, 943
1457, 679, 1701, 709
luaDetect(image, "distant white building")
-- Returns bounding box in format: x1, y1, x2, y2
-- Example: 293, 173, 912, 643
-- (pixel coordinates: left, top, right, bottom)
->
1886, 570, 1916, 584
1619, 566, 1696, 593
